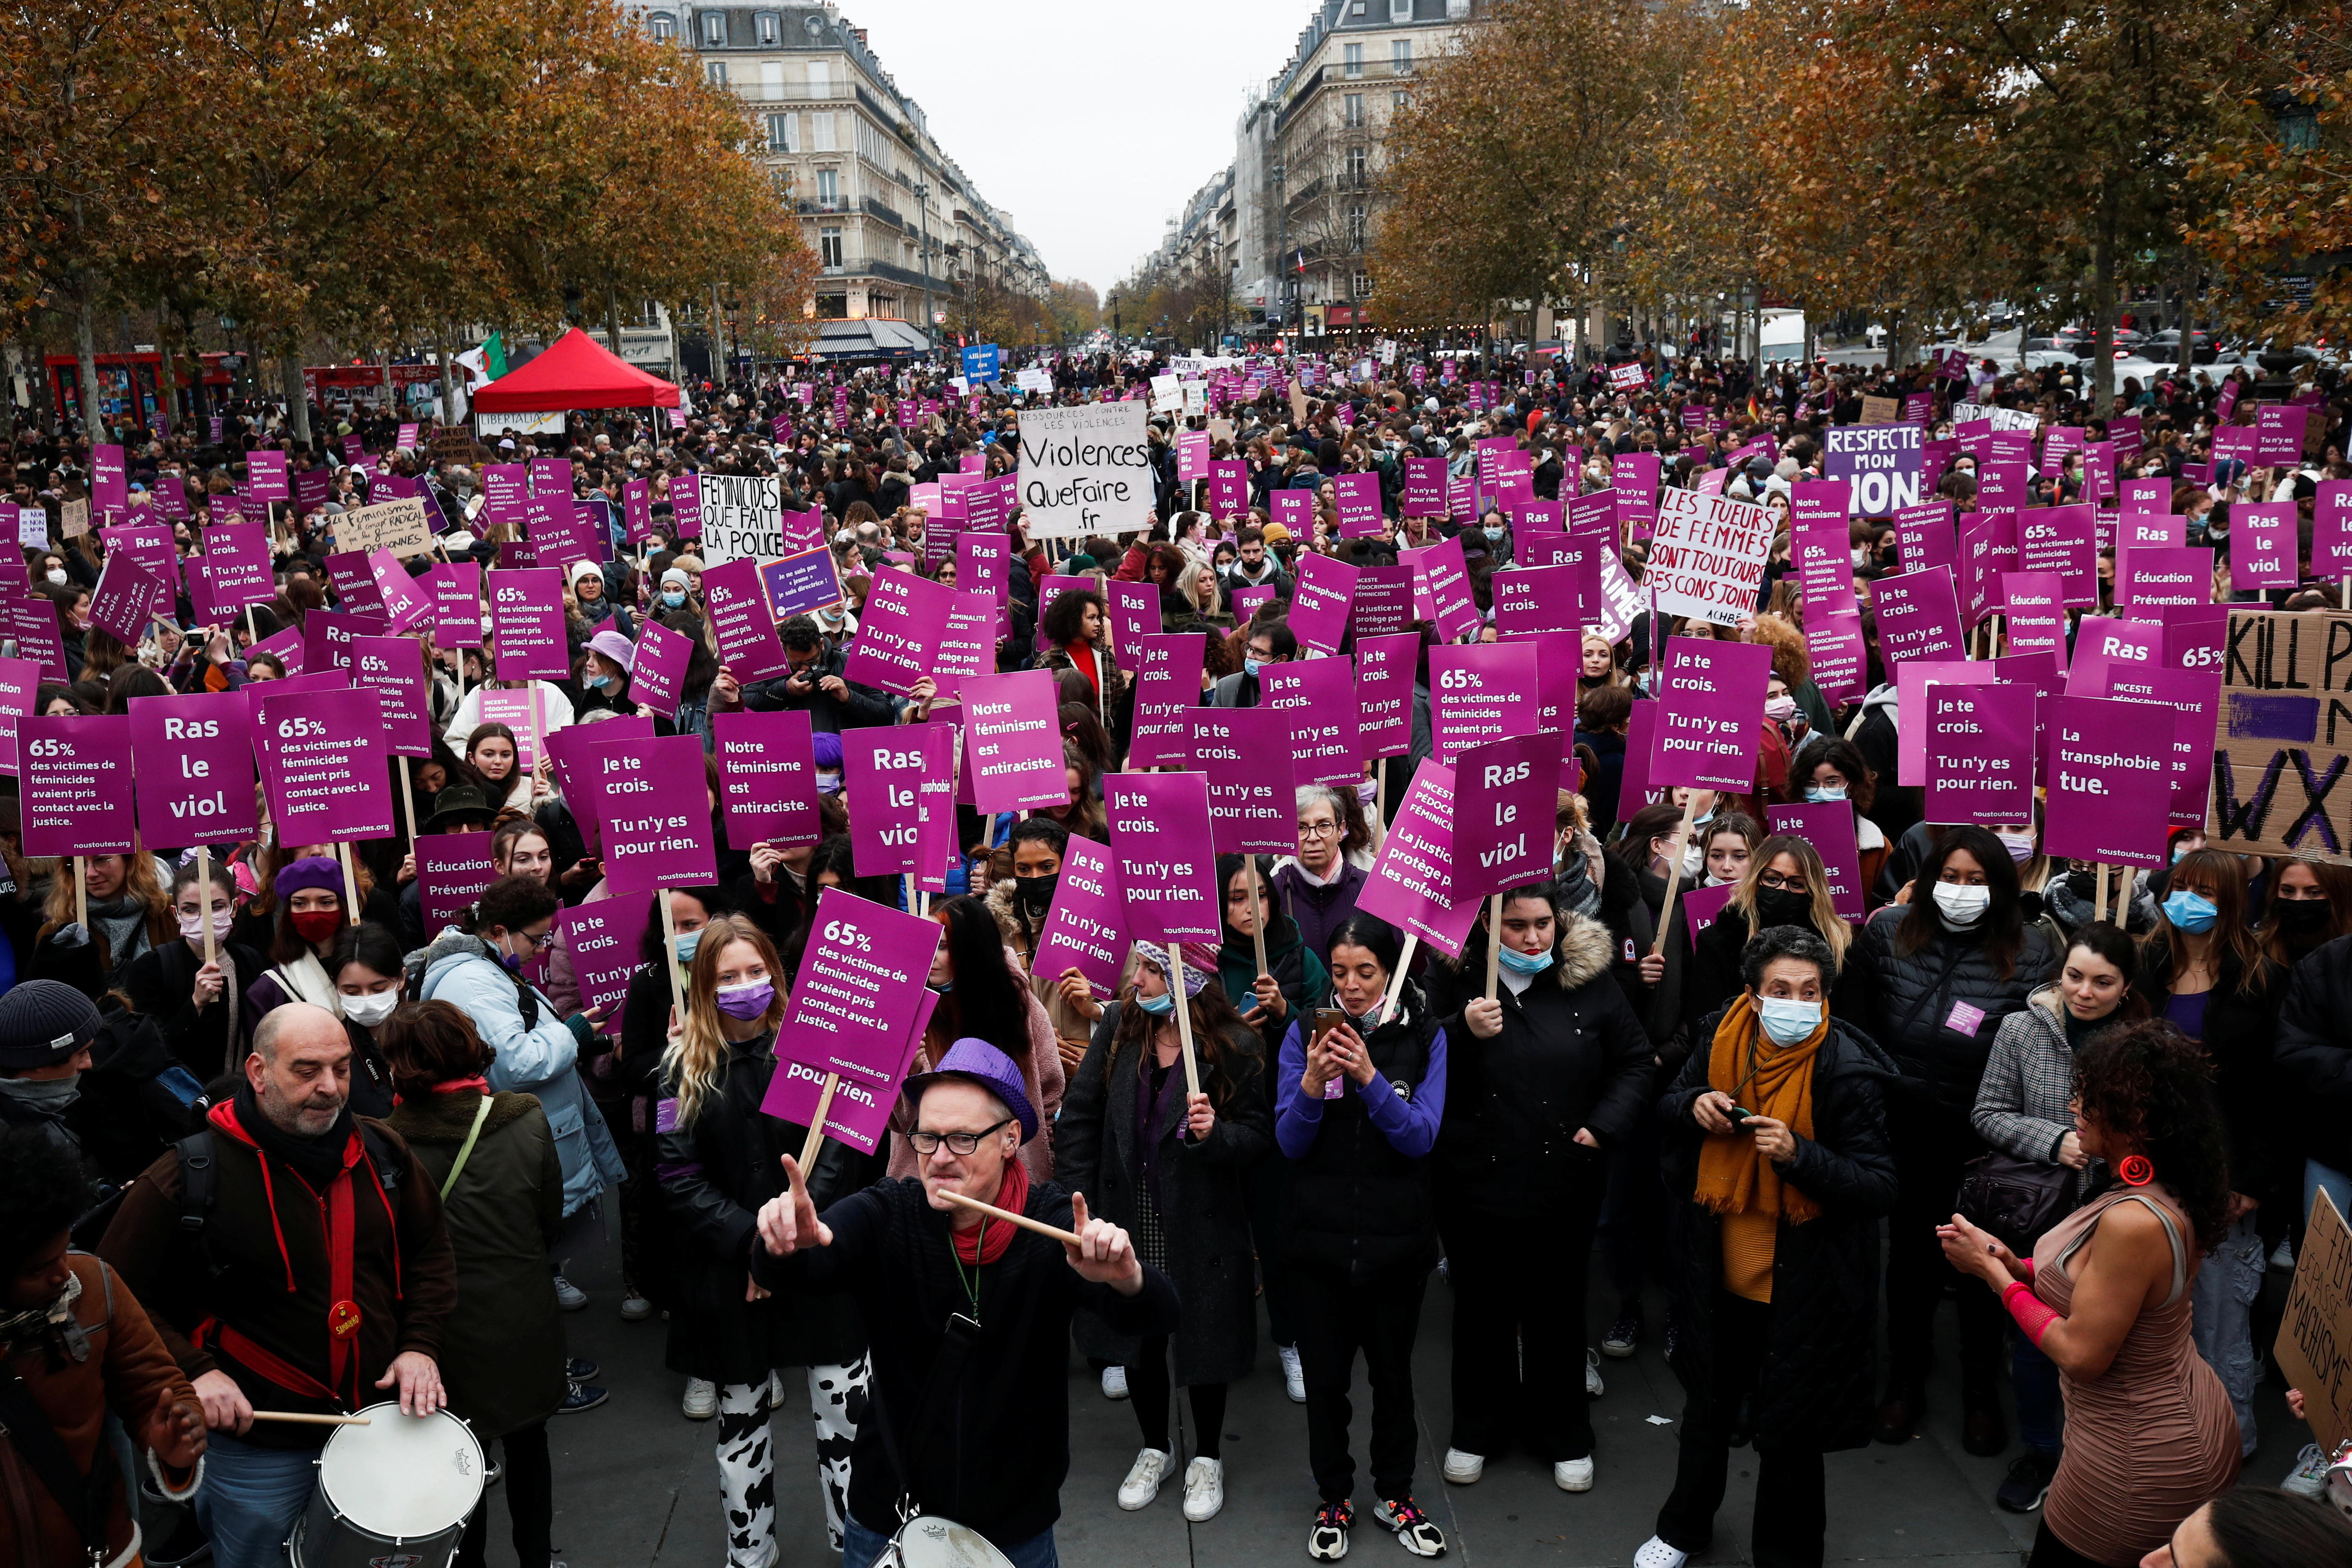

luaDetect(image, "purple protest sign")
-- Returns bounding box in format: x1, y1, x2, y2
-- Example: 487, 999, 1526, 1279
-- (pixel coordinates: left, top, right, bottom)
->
1893, 501, 1957, 576
558, 893, 655, 1023
1612, 453, 1660, 528
2229, 502, 2298, 590
2114, 546, 2209, 619
2118, 512, 2184, 553
200, 523, 275, 615
346, 635, 431, 757
367, 552, 431, 635
709, 709, 819, 850
1128, 632, 1203, 771
1493, 565, 1585, 640
1402, 456, 1446, 517
1191, 707, 1296, 853
622, 619, 691, 722
1922, 682, 2036, 826
1429, 642, 1539, 763
2002, 572, 2067, 657
1343, 565, 1412, 642
1354, 760, 1481, 957
760, 550, 842, 622
1791, 481, 1859, 615
1208, 460, 1248, 518
0, 656, 39, 776
485, 568, 568, 681
1333, 473, 1383, 538
1261, 657, 1360, 788
1289, 554, 1359, 657
416, 833, 498, 931
2081, 664, 2220, 829
1231, 584, 1278, 625
1104, 772, 1221, 942
764, 1026, 928, 1156
1456, 733, 1557, 896
845, 723, 954, 881
1030, 837, 1127, 999
89, 551, 168, 645
2016, 505, 2098, 608
1106, 581, 1159, 675
2255, 404, 2306, 467
667, 472, 701, 539
961, 669, 1066, 812
1405, 536, 1480, 642
246, 451, 289, 506
92, 445, 128, 516
255, 686, 394, 842
1764, 803, 1866, 922
1648, 637, 1772, 793
595, 734, 718, 894
1958, 511, 2021, 630
1354, 634, 1421, 766
1871, 565, 1966, 668
2316, 480, 2352, 579
1805, 611, 1868, 705
956, 532, 1010, 603
422, 563, 484, 644
689, 557, 785, 683
845, 567, 952, 694
20, 716, 134, 856
2043, 695, 2171, 868
772, 888, 944, 1093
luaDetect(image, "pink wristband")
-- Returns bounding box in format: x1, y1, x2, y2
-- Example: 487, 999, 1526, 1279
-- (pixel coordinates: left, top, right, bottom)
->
2003, 1280, 2060, 1347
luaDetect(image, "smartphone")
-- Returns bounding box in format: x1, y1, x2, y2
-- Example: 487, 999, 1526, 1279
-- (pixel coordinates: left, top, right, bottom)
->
1724, 1104, 1755, 1127
1313, 1007, 1348, 1044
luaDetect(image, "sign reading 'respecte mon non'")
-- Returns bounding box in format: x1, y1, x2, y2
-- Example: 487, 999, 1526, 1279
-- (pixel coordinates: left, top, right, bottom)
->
1017, 401, 1153, 538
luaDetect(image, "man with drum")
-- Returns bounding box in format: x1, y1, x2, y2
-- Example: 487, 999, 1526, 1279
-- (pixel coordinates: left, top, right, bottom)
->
754, 1039, 1178, 1568
100, 1003, 458, 1568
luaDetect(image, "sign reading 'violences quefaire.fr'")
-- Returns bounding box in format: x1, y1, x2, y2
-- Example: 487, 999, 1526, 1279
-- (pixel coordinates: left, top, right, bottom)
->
1016, 401, 1153, 538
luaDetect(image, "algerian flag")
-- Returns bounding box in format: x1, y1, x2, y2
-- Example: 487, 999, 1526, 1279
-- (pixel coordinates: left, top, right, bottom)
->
453, 331, 508, 390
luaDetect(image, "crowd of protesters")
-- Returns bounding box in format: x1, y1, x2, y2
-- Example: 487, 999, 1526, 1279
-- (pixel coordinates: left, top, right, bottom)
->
2, 332, 2352, 1568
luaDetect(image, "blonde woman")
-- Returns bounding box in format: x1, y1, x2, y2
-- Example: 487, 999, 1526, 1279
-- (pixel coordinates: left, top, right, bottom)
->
31, 849, 174, 997
654, 914, 876, 1566
1682, 833, 1879, 1033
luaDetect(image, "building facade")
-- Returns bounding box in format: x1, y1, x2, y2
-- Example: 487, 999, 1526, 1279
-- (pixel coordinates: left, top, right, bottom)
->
626, 1, 1049, 340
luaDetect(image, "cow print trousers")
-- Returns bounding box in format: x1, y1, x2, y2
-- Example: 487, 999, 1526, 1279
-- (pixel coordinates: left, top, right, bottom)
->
716, 1355, 871, 1564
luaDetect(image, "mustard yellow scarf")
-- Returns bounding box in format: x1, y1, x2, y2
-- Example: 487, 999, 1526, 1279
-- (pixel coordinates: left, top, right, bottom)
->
1692, 993, 1826, 1228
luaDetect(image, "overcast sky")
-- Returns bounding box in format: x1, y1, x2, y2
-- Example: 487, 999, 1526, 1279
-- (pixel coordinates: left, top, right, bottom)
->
842, 0, 1310, 294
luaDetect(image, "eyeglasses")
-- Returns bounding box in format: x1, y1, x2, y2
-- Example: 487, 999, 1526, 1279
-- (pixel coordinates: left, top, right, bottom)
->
907, 1117, 1013, 1156
1755, 872, 1805, 891
1299, 820, 1341, 837
525, 930, 556, 951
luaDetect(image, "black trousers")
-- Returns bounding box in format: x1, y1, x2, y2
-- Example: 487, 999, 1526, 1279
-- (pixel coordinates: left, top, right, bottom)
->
1883, 1102, 2004, 1393
1440, 1192, 1600, 1462
1655, 1295, 1827, 1568
1291, 1261, 1428, 1504
2026, 1520, 2117, 1568
458, 1421, 551, 1568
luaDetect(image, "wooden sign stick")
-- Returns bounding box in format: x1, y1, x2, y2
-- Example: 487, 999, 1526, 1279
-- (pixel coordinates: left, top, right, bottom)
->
196, 844, 216, 971
1484, 892, 1505, 1002
336, 842, 362, 926
1167, 945, 1203, 1098
797, 1073, 839, 1170
1647, 795, 1701, 958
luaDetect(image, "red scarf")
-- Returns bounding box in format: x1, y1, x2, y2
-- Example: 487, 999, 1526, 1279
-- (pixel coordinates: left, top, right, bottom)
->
949, 1158, 1030, 1266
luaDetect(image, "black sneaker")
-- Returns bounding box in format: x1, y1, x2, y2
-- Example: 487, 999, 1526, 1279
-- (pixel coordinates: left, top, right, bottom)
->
1601, 1301, 1642, 1359
566, 1357, 600, 1380
558, 1379, 609, 1414
143, 1510, 212, 1567
1373, 1496, 1446, 1558
1995, 1450, 2060, 1513
1308, 1499, 1353, 1561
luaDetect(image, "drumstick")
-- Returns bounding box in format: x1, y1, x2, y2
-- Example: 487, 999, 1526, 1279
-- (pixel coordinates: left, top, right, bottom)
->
248, 1411, 373, 1426
936, 1188, 1081, 1246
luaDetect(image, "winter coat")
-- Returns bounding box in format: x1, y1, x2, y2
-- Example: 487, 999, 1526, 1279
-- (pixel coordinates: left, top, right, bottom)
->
1573, 725, 1627, 834
653, 1031, 877, 1382
419, 933, 625, 1214
1428, 912, 1654, 1216
125, 936, 267, 1082
739, 644, 893, 733
1056, 1005, 1270, 1385
2275, 935, 2352, 1177
1272, 860, 1370, 967
1970, 986, 2101, 1212
1858, 907, 2056, 1120
2134, 943, 2288, 1202
1214, 915, 1328, 1064
1659, 1009, 1899, 1452
385, 1089, 567, 1439
1683, 905, 1879, 1050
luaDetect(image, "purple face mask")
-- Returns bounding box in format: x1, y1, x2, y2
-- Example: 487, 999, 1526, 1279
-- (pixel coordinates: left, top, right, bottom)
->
715, 979, 775, 1020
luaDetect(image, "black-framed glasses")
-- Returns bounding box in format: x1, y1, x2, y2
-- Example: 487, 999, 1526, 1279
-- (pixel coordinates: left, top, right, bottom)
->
1755, 872, 1805, 892
908, 1117, 1013, 1156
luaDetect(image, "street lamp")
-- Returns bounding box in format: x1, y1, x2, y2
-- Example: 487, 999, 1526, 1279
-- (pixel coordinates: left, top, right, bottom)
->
1271, 160, 1287, 340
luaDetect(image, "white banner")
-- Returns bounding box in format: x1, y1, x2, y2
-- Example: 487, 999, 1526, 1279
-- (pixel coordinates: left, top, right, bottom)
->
474, 409, 566, 437
1017, 400, 1153, 538
695, 473, 783, 566
1645, 490, 1776, 626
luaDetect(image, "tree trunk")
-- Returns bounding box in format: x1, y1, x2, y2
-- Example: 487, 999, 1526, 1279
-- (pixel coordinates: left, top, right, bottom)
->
74, 295, 102, 436
2091, 216, 2116, 412
156, 305, 175, 437
605, 279, 623, 355
281, 351, 312, 445
2175, 258, 2195, 376
437, 334, 457, 424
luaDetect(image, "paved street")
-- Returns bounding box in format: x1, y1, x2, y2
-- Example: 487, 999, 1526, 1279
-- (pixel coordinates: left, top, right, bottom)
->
513, 1223, 2303, 1568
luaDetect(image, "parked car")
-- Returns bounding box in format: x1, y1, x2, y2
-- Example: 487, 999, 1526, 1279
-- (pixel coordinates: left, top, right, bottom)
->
2139, 330, 2218, 364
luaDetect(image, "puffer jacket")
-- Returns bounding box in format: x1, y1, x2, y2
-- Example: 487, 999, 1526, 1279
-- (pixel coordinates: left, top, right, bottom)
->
1859, 907, 2057, 1118
1659, 1008, 1899, 1452
1428, 911, 1654, 1216
2275, 934, 2352, 1177
419, 932, 625, 1215
1970, 986, 2103, 1211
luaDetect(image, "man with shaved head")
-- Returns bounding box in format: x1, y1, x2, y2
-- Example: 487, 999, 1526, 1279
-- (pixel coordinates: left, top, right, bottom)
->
99, 1003, 458, 1568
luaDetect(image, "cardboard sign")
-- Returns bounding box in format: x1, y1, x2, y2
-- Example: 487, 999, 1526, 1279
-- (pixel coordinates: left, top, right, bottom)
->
2044, 694, 2171, 869
487, 568, 569, 681
1871, 565, 1966, 669
762, 549, 843, 623
557, 893, 654, 1022
89, 552, 169, 645
2209, 610, 2352, 862
1190, 706, 1296, 853
1289, 554, 1358, 656
695, 473, 784, 566
960, 669, 1066, 812
845, 723, 955, 883
1764, 802, 1866, 922
1825, 425, 1925, 514
704, 557, 792, 683
1354, 759, 1481, 957
1260, 657, 1359, 788
20, 715, 135, 856
711, 709, 820, 850
332, 497, 436, 558
1030, 836, 1127, 1000
1104, 772, 1221, 942
1455, 732, 1557, 896
771, 888, 943, 1097
2273, 1189, 2352, 1456
418, 832, 499, 931
1128, 631, 1204, 771
1646, 490, 1774, 625
1017, 400, 1153, 538
844, 568, 952, 695
595, 733, 718, 893
1430, 642, 1540, 764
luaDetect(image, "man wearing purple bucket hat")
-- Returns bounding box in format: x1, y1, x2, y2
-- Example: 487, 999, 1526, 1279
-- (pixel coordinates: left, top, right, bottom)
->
753, 1037, 1177, 1568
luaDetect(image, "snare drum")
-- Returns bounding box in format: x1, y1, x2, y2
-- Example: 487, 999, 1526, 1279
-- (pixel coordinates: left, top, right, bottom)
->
288, 1403, 484, 1568
880, 1514, 1017, 1568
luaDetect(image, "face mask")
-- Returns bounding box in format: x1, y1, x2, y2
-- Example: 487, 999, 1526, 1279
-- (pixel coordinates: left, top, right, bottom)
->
586, 673, 612, 690
1931, 882, 1991, 927
1136, 988, 1176, 1016
1994, 829, 2036, 864
291, 908, 344, 944
1763, 695, 1797, 722
1803, 784, 1847, 802
662, 590, 687, 608
1017, 873, 1058, 916
1756, 995, 1821, 1047
1682, 844, 1706, 878
1244, 657, 1264, 678
498, 948, 525, 973
178, 907, 235, 943
715, 979, 775, 1019
45, 569, 66, 585
2273, 899, 2330, 934
1483, 526, 1504, 540
1755, 887, 1812, 927
2162, 890, 2218, 933
341, 989, 399, 1027
674, 929, 701, 962
1495, 943, 1552, 977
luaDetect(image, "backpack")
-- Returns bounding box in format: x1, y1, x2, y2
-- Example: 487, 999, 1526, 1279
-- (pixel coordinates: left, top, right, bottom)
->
405, 933, 542, 1030
174, 1124, 405, 1280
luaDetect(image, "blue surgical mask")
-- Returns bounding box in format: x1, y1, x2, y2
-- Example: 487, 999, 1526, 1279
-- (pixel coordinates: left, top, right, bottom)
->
662, 590, 687, 608
674, 929, 701, 962
1483, 526, 1504, 540
1495, 944, 1552, 977
1804, 785, 1847, 803
2163, 890, 2218, 933
1244, 657, 1263, 678
1756, 995, 1821, 1046
1136, 988, 1175, 1016
587, 673, 612, 690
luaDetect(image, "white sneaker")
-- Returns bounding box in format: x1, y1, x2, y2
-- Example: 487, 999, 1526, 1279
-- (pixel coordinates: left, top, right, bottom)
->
1633, 1537, 1689, 1568
1441, 1448, 1484, 1485
1279, 1343, 1306, 1403
552, 1273, 588, 1312
1585, 1347, 1605, 1398
2282, 1442, 2334, 1499
680, 1377, 716, 1420
1101, 1365, 1130, 1401
2271, 1236, 2296, 1272
768, 1368, 788, 1409
1181, 1456, 1224, 1521
1553, 1457, 1594, 1492
1117, 1447, 1171, 1510
619, 1290, 653, 1321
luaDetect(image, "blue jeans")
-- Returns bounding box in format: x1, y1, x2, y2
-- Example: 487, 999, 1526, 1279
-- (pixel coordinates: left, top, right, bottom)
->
195, 1431, 321, 1568
842, 1514, 1057, 1568
2010, 1331, 2062, 1456
2191, 1211, 2264, 1457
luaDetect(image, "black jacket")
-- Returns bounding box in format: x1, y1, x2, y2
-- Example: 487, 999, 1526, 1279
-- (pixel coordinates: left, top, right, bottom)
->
653, 1031, 879, 1381
1660, 1011, 1900, 1452
752, 1178, 1178, 1548
2276, 935, 2352, 1177
1429, 912, 1653, 1215
743, 644, 893, 734
124, 938, 268, 1082
2137, 943, 2287, 1202
1859, 907, 2056, 1118
1683, 906, 1880, 1053
1278, 983, 1444, 1281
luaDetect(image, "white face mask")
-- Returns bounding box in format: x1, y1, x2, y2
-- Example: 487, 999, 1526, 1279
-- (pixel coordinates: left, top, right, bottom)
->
177, 907, 235, 944
340, 989, 399, 1027
45, 569, 67, 585
1932, 882, 1992, 927
1994, 829, 2037, 864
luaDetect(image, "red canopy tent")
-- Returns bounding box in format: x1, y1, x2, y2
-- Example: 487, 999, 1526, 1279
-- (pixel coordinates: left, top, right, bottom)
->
471, 326, 680, 412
